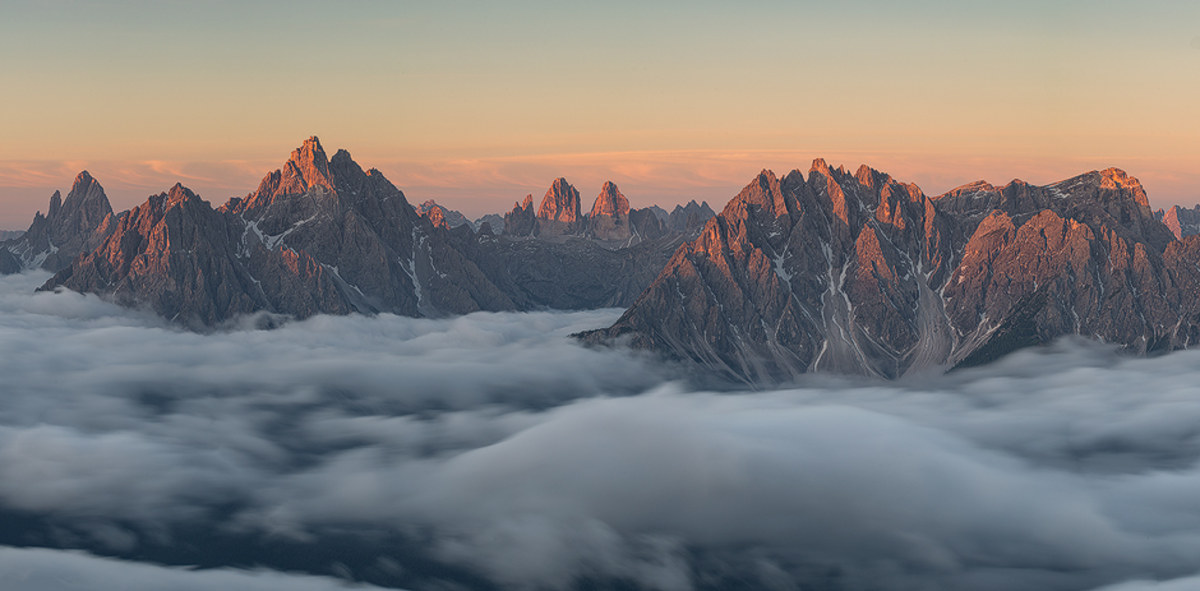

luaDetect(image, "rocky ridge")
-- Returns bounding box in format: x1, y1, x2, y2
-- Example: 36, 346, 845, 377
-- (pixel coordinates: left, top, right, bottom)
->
417, 200, 472, 229
1158, 204, 1200, 240
502, 178, 707, 244
582, 161, 1200, 384
29, 138, 680, 326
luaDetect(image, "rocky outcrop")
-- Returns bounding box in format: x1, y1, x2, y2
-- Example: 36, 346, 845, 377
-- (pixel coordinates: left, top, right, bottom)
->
0, 247, 18, 274
503, 195, 536, 237
586, 181, 632, 241
628, 208, 668, 242
1161, 204, 1200, 240
582, 161, 1199, 384
2, 172, 116, 272
474, 213, 505, 234
535, 178, 582, 237
417, 200, 472, 229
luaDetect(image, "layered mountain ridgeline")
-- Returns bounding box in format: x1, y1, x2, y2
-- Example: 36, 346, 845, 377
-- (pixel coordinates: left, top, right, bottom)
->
503, 178, 714, 244
8, 138, 681, 327
581, 160, 1200, 384
1155, 204, 1200, 239
417, 200, 472, 230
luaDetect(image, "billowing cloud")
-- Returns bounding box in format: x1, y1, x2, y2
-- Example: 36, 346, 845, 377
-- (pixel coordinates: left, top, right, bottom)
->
4, 271, 1200, 590
0, 546, 390, 591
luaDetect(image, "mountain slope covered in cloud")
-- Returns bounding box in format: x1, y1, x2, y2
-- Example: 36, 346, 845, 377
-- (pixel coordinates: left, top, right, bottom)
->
4, 270, 1200, 590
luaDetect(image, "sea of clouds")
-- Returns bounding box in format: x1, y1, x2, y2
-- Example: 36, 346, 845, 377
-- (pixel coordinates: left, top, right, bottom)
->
3, 270, 1200, 591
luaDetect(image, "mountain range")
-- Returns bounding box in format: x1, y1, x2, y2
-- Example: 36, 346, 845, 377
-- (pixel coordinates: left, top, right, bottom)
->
0, 138, 710, 328
5, 138, 1200, 384
582, 160, 1200, 383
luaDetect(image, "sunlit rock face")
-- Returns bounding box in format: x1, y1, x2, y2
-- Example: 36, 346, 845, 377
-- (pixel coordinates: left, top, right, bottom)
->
534, 177, 583, 237
583, 161, 1199, 384
586, 181, 632, 241
1, 171, 115, 273
1160, 204, 1200, 239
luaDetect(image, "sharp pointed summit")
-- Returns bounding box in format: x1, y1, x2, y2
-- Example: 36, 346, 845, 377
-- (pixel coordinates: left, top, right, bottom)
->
586, 181, 632, 241
536, 178, 582, 236
589, 181, 630, 219
0, 170, 114, 271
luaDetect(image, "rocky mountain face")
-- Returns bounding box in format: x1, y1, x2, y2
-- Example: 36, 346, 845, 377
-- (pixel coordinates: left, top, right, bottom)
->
1159, 204, 1200, 239
44, 138, 515, 325
667, 200, 717, 234
417, 200, 472, 229
0, 247, 18, 275
535, 178, 583, 237
35, 138, 678, 326
2, 171, 116, 272
586, 181, 632, 241
583, 181, 669, 243
582, 161, 1200, 384
503, 195, 537, 237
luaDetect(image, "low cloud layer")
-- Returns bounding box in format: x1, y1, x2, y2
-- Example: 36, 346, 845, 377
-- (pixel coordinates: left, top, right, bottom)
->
0, 546, 388, 591
4, 271, 1200, 590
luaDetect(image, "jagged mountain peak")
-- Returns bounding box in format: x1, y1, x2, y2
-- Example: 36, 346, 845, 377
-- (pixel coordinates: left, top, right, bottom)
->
282, 136, 334, 193
537, 178, 581, 225
64, 170, 110, 208
165, 183, 199, 205
48, 190, 62, 218
589, 181, 630, 218
71, 170, 96, 189
944, 180, 997, 196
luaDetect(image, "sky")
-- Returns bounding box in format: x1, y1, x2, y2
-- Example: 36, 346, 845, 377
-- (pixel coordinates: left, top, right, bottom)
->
1, 0, 1198, 227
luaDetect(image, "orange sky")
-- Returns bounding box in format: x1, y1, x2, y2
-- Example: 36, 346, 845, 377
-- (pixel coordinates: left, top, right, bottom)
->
1, 1, 1198, 226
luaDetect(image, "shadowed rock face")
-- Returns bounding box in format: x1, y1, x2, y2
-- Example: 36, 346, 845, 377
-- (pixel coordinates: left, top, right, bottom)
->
668, 200, 716, 234
2, 171, 115, 272
582, 161, 1198, 384
503, 195, 537, 237
43, 184, 350, 328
